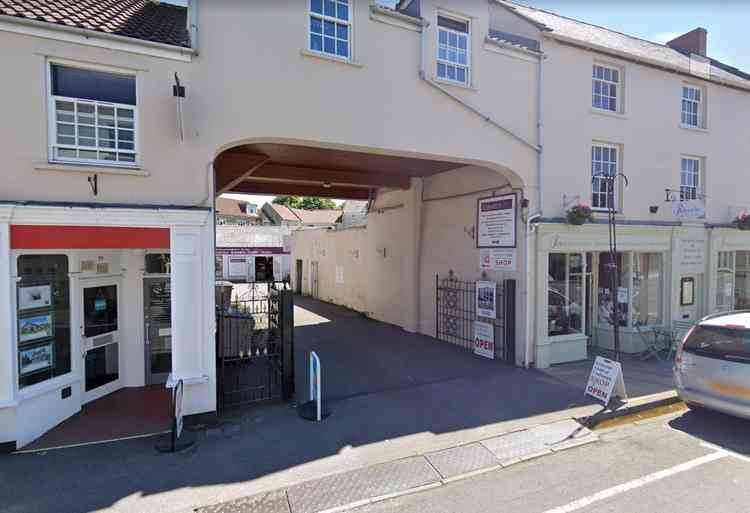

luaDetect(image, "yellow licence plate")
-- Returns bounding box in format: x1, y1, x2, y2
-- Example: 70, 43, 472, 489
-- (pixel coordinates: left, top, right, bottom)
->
707, 381, 750, 400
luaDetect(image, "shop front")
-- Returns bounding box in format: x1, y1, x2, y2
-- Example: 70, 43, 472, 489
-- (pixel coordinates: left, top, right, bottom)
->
0, 204, 215, 450
533, 221, 697, 368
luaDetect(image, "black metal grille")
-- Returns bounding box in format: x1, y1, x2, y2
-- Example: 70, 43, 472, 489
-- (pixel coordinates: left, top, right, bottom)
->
436, 274, 516, 363
216, 281, 294, 411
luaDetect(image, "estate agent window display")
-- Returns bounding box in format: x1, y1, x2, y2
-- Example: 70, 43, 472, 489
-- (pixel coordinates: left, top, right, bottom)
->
16, 255, 71, 389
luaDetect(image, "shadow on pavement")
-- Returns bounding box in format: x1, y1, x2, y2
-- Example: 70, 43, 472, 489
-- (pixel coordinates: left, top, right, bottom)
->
0, 296, 674, 513
668, 408, 750, 456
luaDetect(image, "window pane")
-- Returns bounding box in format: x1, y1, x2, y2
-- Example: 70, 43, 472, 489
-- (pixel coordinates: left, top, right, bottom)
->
324, 0, 336, 16
437, 62, 446, 78
57, 148, 77, 158
324, 36, 335, 54
17, 255, 71, 389
336, 23, 348, 40
311, 34, 323, 51
324, 20, 335, 37
79, 149, 98, 159
311, 0, 323, 14
439, 29, 447, 45
548, 254, 584, 336
336, 40, 348, 57
447, 65, 456, 80
736, 251, 750, 309
51, 64, 136, 105
337, 2, 348, 20
449, 32, 458, 47
310, 16, 322, 34
598, 252, 629, 326
118, 153, 136, 162
632, 253, 662, 326
116, 109, 134, 129
456, 67, 466, 83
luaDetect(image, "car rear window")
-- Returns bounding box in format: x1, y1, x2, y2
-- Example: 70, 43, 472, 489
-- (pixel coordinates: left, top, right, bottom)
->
683, 325, 750, 362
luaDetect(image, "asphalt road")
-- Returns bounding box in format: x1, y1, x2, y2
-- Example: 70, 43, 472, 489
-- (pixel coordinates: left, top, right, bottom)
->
348, 406, 750, 513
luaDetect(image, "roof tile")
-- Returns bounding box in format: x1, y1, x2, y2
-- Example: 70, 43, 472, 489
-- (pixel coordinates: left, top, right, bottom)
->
0, 0, 190, 48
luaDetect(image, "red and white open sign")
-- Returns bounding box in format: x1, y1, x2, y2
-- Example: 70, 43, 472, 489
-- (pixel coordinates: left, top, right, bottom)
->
473, 321, 495, 360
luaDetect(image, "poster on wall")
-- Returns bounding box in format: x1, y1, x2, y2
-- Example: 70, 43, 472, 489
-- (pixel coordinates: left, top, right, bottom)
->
335, 265, 344, 285
476, 281, 497, 319
18, 313, 54, 343
19, 342, 54, 376
473, 321, 495, 359
477, 193, 517, 248
18, 284, 52, 311
479, 248, 517, 272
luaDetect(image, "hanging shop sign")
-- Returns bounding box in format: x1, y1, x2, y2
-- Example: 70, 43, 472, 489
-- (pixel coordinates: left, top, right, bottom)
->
585, 356, 627, 404
476, 280, 497, 319
672, 199, 706, 220
473, 320, 495, 359
477, 193, 517, 248
479, 248, 517, 272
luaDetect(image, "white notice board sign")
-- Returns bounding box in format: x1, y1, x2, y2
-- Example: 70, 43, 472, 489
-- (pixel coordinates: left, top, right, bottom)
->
477, 194, 517, 248
476, 281, 497, 319
585, 356, 627, 404
473, 321, 495, 359
479, 248, 517, 272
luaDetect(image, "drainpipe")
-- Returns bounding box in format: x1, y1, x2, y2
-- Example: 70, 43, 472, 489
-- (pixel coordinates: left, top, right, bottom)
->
188, 0, 200, 55
524, 212, 541, 368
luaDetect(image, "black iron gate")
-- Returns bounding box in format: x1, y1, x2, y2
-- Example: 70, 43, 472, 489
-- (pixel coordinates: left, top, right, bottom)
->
216, 281, 294, 411
436, 273, 516, 363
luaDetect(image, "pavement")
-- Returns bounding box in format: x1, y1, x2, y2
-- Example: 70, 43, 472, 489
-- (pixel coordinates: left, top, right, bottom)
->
334, 403, 750, 513
0, 297, 677, 513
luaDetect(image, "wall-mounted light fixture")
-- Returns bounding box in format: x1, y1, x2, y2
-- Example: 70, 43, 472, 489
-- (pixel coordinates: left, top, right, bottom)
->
649, 205, 659, 214
322, 182, 332, 189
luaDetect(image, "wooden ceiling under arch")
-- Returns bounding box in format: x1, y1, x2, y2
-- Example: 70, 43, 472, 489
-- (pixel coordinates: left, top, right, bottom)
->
214, 143, 466, 200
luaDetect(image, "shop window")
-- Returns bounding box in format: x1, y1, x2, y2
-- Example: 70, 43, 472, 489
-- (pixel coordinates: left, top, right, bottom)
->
632, 253, 663, 325
145, 253, 171, 274
49, 63, 137, 166
548, 254, 584, 336
597, 252, 630, 327
16, 255, 71, 389
716, 251, 750, 311
716, 251, 735, 311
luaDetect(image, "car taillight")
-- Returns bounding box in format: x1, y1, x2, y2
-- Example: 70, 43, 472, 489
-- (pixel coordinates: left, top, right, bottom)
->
675, 325, 697, 366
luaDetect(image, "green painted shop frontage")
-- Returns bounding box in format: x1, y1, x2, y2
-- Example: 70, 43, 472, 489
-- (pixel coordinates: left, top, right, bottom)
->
531, 220, 750, 368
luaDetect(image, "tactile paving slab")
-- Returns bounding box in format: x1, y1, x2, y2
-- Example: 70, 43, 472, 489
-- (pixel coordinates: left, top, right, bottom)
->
194, 490, 290, 513
425, 443, 500, 479
286, 456, 440, 513
480, 419, 597, 466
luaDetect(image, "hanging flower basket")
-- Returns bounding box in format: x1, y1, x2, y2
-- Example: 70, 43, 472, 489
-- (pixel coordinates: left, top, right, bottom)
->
734, 212, 750, 231
566, 204, 593, 226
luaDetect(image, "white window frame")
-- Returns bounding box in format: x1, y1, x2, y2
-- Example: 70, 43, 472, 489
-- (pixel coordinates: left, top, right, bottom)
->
547, 252, 587, 340
436, 13, 470, 86
680, 156, 702, 201
591, 143, 620, 212
592, 63, 621, 113
308, 0, 352, 61
47, 60, 138, 168
681, 85, 702, 128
